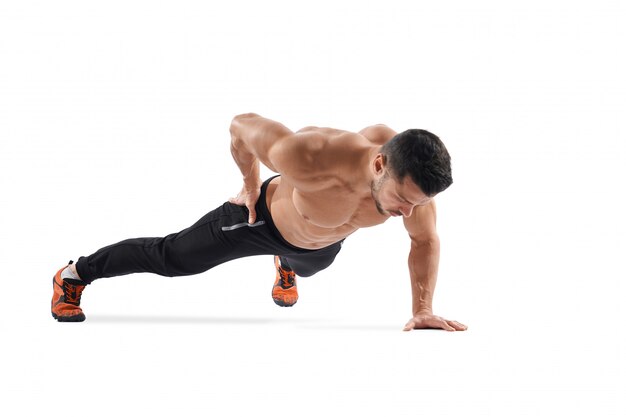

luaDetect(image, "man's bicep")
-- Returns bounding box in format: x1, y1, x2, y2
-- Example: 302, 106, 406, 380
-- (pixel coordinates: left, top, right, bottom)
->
403, 200, 438, 243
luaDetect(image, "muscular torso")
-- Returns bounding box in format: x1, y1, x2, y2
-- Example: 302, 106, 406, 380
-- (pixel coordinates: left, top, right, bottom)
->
264, 127, 392, 249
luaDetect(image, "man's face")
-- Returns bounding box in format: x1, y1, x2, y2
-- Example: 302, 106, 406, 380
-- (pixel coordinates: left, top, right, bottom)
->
371, 171, 432, 217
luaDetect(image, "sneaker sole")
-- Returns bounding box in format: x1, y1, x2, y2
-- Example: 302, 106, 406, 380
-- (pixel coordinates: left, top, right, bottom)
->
51, 311, 86, 322
272, 296, 297, 307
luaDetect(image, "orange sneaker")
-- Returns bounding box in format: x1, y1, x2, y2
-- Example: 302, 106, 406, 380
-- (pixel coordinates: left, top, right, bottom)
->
272, 256, 298, 307
51, 261, 86, 322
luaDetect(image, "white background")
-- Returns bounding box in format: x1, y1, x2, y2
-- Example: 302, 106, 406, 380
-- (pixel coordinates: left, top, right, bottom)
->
1, 0, 624, 415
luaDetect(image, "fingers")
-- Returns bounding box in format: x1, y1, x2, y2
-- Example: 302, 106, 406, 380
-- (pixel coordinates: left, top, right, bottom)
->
447, 320, 468, 331
421, 315, 455, 331
402, 316, 468, 332
229, 195, 244, 205
246, 192, 260, 224
441, 321, 456, 331
248, 206, 257, 224
229, 192, 258, 223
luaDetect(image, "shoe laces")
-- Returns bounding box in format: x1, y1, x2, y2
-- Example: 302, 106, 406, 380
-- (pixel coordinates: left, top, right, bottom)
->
63, 280, 85, 305
278, 267, 295, 288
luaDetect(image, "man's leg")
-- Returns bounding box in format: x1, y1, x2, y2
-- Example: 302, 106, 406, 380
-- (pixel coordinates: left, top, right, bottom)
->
271, 240, 344, 307
279, 240, 343, 277
52, 202, 280, 321
73, 202, 271, 284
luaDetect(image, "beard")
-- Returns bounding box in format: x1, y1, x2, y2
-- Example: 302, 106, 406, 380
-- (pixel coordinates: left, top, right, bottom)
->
370, 174, 387, 215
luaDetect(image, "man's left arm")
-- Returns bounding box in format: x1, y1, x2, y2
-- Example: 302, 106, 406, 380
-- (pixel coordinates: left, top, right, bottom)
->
402, 200, 468, 332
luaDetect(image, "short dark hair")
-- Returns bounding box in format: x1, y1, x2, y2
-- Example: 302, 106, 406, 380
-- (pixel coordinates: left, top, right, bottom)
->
381, 129, 452, 196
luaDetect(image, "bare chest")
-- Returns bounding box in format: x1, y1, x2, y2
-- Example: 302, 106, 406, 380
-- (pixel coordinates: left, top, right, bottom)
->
292, 187, 386, 229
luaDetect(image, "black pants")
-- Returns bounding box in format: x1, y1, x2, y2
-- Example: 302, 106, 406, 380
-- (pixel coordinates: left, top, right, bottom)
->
75, 176, 344, 285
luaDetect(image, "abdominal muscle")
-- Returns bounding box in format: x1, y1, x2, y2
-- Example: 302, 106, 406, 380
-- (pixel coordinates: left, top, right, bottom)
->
265, 176, 386, 250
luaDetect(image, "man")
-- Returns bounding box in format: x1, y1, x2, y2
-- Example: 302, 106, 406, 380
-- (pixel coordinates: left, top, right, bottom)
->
51, 113, 467, 332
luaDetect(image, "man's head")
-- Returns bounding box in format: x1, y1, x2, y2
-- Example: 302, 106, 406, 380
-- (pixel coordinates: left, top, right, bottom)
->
371, 129, 452, 217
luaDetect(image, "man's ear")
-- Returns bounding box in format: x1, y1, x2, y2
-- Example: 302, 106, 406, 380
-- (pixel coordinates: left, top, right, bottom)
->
373, 153, 386, 175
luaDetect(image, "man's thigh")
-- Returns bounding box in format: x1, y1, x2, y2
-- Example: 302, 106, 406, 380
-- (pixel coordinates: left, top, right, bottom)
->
281, 240, 344, 277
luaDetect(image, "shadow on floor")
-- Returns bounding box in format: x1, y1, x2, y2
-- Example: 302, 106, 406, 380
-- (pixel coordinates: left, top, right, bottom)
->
85, 315, 403, 331
86, 314, 326, 325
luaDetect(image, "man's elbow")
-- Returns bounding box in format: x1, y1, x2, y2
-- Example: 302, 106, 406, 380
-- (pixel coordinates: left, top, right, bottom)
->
230, 113, 261, 134
232, 112, 260, 124
233, 113, 261, 120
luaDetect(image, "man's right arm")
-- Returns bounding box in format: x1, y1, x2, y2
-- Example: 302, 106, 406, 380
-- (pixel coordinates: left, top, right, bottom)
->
228, 113, 321, 223
229, 113, 324, 183
229, 113, 287, 182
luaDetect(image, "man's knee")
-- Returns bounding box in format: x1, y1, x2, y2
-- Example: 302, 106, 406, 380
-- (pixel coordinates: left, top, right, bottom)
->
293, 268, 317, 278
291, 262, 333, 278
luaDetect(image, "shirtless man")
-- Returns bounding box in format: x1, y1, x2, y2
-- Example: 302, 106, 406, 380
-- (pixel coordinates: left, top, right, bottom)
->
51, 113, 467, 332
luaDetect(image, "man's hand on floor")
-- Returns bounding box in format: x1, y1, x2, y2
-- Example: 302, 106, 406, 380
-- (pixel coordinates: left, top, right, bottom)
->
403, 313, 468, 332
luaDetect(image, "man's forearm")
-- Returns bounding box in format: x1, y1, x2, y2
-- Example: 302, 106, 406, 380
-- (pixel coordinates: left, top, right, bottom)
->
407, 236, 441, 316
229, 125, 261, 186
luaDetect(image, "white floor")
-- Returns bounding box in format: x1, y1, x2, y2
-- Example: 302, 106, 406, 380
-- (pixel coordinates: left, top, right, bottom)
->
1, 1, 624, 416
2, 221, 624, 416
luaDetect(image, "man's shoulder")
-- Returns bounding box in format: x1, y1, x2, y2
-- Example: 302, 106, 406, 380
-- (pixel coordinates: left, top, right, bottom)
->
358, 124, 398, 145
273, 129, 368, 192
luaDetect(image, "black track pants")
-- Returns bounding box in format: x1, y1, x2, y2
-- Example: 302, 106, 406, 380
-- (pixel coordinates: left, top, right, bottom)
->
75, 176, 343, 284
